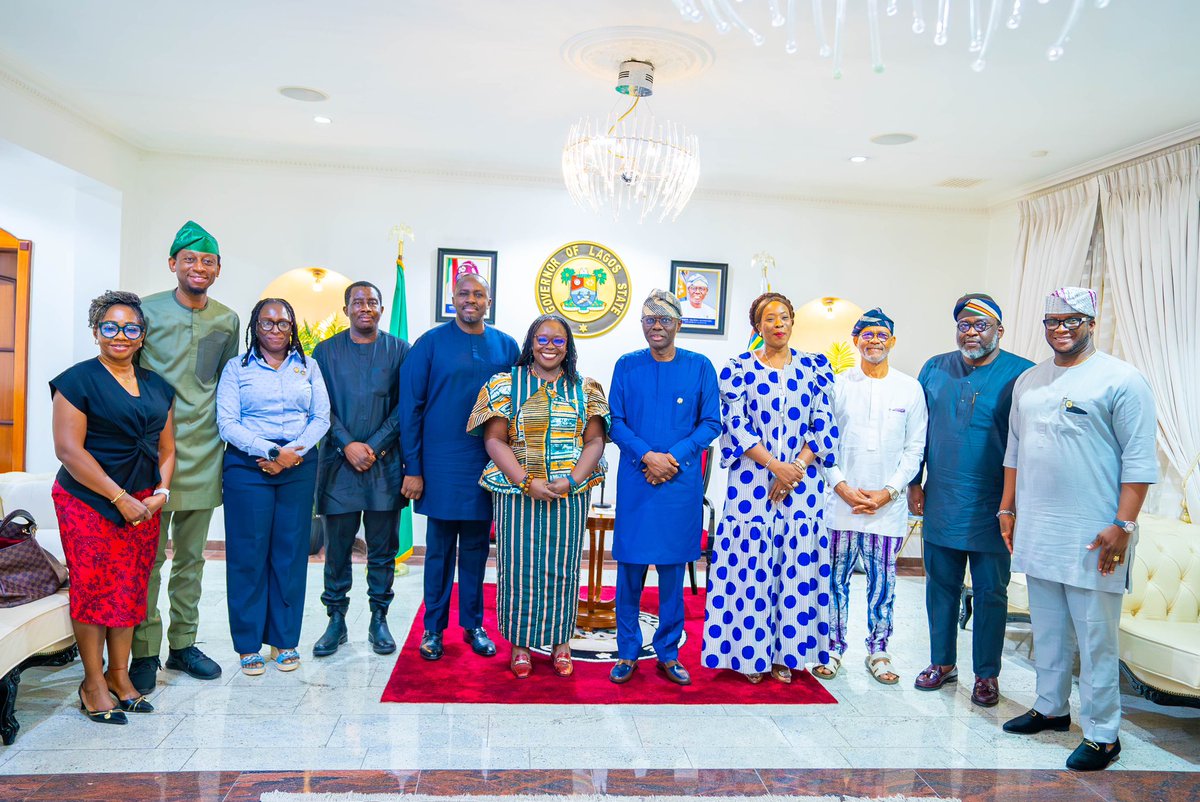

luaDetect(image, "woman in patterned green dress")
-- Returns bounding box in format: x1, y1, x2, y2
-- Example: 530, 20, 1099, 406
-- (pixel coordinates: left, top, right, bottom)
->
467, 314, 609, 679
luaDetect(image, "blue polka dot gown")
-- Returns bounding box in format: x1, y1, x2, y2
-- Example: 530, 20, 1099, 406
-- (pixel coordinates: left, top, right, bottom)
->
701, 350, 840, 676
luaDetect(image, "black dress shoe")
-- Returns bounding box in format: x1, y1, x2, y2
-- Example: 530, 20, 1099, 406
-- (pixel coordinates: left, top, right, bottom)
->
368, 610, 396, 655
419, 630, 443, 661
129, 656, 161, 696
1003, 709, 1072, 735
114, 695, 155, 713
313, 611, 349, 657
78, 686, 126, 725
1066, 737, 1120, 771
463, 627, 497, 657
166, 645, 223, 680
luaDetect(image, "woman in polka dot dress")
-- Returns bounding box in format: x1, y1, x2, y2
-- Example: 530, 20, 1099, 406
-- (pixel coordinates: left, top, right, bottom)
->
701, 293, 841, 684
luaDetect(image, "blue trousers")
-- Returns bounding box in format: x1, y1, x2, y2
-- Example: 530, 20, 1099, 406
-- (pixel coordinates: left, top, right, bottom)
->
223, 446, 317, 654
616, 562, 686, 662
423, 518, 491, 632
923, 540, 1010, 679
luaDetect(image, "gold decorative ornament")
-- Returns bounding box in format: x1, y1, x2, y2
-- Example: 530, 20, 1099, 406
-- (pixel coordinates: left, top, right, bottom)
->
535, 241, 632, 338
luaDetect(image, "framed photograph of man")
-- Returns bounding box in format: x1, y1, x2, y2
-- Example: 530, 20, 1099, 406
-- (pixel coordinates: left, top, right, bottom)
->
435, 248, 498, 324
671, 260, 727, 335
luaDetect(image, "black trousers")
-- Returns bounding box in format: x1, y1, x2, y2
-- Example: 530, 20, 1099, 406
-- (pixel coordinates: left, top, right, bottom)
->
320, 510, 400, 615
423, 518, 491, 633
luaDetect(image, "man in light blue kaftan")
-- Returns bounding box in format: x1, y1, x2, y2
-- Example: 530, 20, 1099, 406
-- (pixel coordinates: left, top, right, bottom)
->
608, 290, 721, 686
1000, 287, 1156, 772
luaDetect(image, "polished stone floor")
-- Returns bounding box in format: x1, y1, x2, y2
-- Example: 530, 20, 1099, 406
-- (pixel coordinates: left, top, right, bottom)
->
1, 559, 1195, 778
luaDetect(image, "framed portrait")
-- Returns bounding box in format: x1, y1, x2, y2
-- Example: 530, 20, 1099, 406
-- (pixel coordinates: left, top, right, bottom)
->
671, 260, 728, 335
435, 248, 498, 324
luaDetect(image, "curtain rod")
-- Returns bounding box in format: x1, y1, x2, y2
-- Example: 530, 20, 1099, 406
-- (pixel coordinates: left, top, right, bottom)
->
1024, 136, 1200, 203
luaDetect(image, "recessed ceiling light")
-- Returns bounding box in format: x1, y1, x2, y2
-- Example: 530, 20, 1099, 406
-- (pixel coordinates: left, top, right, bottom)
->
869, 132, 917, 146
279, 86, 329, 102
1030, 149, 1050, 158
849, 155, 869, 163
313, 116, 332, 125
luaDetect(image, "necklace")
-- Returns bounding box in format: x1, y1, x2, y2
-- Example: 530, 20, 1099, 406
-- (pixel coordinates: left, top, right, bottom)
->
532, 366, 563, 383
756, 347, 792, 369
98, 356, 139, 394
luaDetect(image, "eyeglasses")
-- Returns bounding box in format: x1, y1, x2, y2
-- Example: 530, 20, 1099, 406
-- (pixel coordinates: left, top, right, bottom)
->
257, 319, 294, 333
641, 316, 677, 328
534, 335, 567, 348
857, 331, 891, 341
956, 320, 994, 333
1042, 316, 1092, 331
97, 321, 144, 340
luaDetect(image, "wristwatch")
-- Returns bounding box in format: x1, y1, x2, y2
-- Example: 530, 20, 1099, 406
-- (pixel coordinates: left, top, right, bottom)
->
153, 487, 171, 503
884, 485, 900, 502
267, 446, 281, 461
1113, 519, 1138, 535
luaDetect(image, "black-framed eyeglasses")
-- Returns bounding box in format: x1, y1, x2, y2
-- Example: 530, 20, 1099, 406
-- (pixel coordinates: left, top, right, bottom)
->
97, 321, 144, 340
534, 335, 567, 348
257, 319, 294, 333
956, 320, 994, 333
641, 315, 677, 328
1042, 316, 1092, 331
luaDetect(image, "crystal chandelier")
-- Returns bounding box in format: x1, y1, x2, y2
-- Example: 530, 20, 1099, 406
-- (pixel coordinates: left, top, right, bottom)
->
668, 0, 1112, 76
562, 60, 701, 223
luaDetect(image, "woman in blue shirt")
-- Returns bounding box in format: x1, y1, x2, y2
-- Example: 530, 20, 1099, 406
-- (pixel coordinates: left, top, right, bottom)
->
217, 298, 330, 675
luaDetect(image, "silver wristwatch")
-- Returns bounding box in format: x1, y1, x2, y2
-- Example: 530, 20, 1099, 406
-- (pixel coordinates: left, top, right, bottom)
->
1113, 519, 1138, 535
884, 485, 900, 502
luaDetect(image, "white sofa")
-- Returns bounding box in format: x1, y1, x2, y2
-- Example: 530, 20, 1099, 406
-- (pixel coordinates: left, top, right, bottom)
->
1119, 514, 1200, 707
0, 472, 76, 744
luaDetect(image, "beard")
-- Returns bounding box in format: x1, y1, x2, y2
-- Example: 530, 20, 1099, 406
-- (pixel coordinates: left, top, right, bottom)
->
959, 337, 999, 361
860, 349, 887, 365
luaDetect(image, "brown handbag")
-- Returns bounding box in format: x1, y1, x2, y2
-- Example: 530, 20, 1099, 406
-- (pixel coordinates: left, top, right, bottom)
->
0, 509, 69, 608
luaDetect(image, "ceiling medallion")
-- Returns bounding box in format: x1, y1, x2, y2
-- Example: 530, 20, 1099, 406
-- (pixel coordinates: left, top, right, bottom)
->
668, 0, 1112, 75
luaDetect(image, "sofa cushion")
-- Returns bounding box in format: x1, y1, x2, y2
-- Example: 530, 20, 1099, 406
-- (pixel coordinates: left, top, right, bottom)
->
1119, 617, 1200, 695
0, 590, 73, 678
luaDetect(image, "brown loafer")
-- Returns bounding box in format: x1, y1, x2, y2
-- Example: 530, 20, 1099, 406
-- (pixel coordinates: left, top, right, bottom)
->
972, 675, 1000, 707
914, 663, 958, 690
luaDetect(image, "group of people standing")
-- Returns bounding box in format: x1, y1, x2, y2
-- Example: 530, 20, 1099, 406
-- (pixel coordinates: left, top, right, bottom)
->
48, 220, 1154, 772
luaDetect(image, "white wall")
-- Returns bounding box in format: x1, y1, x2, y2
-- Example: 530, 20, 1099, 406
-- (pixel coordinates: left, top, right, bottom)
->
0, 140, 122, 473
117, 154, 991, 541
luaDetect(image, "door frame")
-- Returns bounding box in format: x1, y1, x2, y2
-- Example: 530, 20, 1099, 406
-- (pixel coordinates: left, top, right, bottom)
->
0, 226, 31, 471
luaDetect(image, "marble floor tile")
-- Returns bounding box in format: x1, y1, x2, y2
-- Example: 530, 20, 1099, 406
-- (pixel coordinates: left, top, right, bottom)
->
328, 713, 489, 751
27, 770, 239, 802
770, 713, 853, 748
0, 747, 195, 774
758, 767, 932, 797
183, 746, 368, 771
362, 746, 530, 770
487, 711, 641, 748
1074, 769, 1200, 802
961, 746, 1078, 770
527, 746, 692, 770
159, 713, 340, 750
825, 714, 995, 751
10, 712, 187, 751
413, 768, 597, 796
634, 713, 790, 748
837, 746, 976, 769
149, 684, 309, 715
588, 768, 768, 796
915, 768, 1104, 802
222, 769, 419, 801
686, 746, 846, 769
298, 686, 442, 715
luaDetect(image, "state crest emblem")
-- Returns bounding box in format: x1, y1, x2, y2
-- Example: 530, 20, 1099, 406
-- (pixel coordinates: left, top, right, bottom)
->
535, 241, 631, 338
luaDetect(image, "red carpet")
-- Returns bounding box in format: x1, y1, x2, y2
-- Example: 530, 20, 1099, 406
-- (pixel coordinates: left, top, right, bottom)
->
380, 584, 837, 705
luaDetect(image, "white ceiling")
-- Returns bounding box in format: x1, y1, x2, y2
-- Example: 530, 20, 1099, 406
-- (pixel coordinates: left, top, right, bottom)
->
1, 0, 1198, 207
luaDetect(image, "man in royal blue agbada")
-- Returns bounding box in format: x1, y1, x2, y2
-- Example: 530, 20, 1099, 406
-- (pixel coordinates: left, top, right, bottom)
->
607, 289, 721, 686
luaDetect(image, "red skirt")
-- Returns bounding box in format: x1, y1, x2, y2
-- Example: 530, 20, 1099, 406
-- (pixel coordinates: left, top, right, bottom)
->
51, 482, 160, 627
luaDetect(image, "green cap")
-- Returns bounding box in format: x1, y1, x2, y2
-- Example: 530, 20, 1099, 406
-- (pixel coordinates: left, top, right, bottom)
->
169, 220, 220, 258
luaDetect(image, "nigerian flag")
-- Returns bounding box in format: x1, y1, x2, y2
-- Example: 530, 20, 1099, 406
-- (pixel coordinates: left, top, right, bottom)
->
390, 248, 414, 566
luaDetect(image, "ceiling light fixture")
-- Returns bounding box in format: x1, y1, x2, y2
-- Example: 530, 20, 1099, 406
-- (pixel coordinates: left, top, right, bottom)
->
279, 86, 329, 102
668, 0, 1111, 75
562, 60, 700, 223
870, 132, 917, 146
849, 155, 869, 163
309, 268, 327, 292
313, 115, 332, 125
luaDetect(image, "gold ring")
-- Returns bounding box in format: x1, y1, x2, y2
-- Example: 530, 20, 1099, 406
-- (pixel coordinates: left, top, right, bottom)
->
1113, 556, 1122, 563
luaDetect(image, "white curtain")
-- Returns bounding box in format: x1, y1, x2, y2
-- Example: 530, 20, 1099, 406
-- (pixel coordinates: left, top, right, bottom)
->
1008, 180, 1100, 359
1099, 144, 1200, 518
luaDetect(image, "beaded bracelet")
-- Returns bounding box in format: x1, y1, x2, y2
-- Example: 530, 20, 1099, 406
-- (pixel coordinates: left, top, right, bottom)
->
567, 474, 581, 492
518, 473, 534, 494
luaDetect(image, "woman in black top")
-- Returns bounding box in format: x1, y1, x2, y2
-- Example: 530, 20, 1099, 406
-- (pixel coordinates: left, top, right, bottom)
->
51, 291, 176, 724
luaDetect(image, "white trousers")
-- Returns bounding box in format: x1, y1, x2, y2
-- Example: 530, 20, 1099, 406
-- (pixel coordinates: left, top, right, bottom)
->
1026, 575, 1124, 743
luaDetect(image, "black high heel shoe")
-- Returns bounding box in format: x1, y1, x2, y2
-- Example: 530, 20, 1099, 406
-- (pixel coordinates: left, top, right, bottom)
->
113, 695, 154, 713
78, 684, 127, 725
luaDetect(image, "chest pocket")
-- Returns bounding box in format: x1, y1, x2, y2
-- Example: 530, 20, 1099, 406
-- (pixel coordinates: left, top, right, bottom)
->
881, 407, 908, 449
672, 394, 693, 428
195, 331, 232, 384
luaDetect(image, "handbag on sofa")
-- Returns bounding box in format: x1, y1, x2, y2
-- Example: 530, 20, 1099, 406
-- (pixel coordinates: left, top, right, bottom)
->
0, 509, 69, 607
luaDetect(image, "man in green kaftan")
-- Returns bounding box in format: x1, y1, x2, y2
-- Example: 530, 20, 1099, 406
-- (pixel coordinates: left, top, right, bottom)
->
130, 220, 240, 694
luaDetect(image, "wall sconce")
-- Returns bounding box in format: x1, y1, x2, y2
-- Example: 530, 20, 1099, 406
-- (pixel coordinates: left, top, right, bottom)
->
822, 297, 838, 318
309, 268, 328, 293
